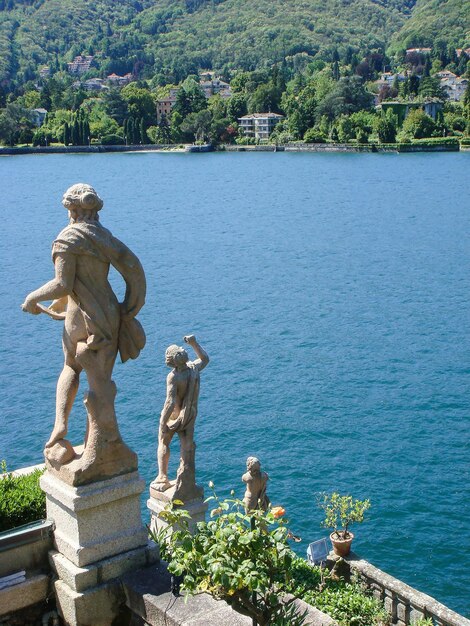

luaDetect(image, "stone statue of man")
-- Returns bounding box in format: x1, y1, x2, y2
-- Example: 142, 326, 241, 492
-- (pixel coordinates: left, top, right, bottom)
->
242, 456, 270, 512
153, 335, 209, 500
21, 183, 146, 484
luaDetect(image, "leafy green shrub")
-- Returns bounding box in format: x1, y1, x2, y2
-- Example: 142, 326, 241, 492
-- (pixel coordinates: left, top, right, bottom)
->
0, 461, 46, 532
411, 618, 433, 626
151, 487, 307, 626
411, 137, 459, 145
303, 128, 326, 143
301, 577, 390, 626
283, 555, 389, 625
100, 134, 125, 145
460, 137, 470, 145
151, 486, 389, 626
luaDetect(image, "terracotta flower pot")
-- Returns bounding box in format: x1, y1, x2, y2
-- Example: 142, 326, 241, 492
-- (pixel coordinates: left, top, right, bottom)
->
330, 531, 354, 556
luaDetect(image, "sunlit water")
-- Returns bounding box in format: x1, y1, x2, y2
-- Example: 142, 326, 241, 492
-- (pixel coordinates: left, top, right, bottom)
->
0, 151, 469, 616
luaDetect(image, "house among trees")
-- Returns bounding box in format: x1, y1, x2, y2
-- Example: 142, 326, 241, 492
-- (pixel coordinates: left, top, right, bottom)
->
67, 55, 94, 74
440, 77, 468, 102
238, 113, 284, 141
107, 73, 134, 87
73, 78, 108, 92
39, 67, 50, 78
378, 100, 443, 125
31, 108, 48, 127
406, 47, 432, 55
200, 79, 232, 99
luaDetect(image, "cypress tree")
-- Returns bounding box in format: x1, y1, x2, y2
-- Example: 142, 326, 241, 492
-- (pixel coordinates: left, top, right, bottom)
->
140, 118, 147, 144
79, 120, 85, 145
83, 120, 90, 145
72, 119, 80, 146
133, 118, 140, 144
332, 60, 340, 81
127, 118, 134, 144
63, 122, 69, 146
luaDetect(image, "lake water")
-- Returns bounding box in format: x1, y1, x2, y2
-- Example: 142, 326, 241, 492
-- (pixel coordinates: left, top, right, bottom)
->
0, 151, 469, 617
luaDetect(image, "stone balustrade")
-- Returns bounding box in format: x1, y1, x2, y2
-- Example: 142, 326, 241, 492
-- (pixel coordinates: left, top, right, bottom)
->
346, 554, 470, 626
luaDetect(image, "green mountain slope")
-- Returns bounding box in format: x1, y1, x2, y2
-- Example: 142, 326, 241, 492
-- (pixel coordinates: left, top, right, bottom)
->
0, 0, 467, 88
137, 0, 410, 72
389, 0, 470, 52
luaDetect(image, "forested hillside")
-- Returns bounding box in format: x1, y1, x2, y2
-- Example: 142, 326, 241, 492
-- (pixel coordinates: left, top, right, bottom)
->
0, 0, 468, 90
389, 0, 470, 53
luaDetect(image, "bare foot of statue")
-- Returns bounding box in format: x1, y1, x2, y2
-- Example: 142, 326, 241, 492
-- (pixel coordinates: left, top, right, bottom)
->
45, 428, 67, 448
153, 475, 172, 492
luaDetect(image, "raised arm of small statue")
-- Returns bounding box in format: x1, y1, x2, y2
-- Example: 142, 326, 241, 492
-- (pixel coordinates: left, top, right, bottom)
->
184, 335, 209, 371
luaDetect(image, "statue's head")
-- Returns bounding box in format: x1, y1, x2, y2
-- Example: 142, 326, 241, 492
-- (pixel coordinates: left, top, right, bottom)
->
62, 183, 103, 223
165, 344, 189, 369
246, 457, 261, 473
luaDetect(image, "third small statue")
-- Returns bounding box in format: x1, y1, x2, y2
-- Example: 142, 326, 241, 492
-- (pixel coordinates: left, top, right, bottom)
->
242, 456, 270, 512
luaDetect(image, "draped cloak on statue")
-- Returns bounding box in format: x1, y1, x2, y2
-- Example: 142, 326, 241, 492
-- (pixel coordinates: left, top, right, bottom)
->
51, 222, 146, 363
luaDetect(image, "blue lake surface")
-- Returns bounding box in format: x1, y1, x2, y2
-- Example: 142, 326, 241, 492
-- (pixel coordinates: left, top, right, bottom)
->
0, 151, 469, 617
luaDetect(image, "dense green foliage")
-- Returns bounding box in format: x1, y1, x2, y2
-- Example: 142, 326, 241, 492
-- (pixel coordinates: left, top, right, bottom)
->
154, 489, 307, 626
152, 488, 389, 626
0, 0, 468, 90
389, 0, 470, 54
0, 461, 46, 532
287, 558, 389, 626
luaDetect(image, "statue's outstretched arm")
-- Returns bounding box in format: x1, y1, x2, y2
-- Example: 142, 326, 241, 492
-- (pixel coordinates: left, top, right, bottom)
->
22, 253, 76, 315
184, 335, 209, 371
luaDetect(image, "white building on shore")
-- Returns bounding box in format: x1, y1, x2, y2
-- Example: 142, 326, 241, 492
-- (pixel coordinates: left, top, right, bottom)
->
238, 113, 284, 141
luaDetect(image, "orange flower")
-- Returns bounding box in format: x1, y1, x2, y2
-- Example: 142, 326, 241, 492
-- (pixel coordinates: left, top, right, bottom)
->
271, 506, 286, 518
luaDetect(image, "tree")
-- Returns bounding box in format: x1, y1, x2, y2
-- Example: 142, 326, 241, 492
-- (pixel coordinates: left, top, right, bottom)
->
281, 83, 316, 139
71, 118, 80, 145
226, 94, 247, 122
180, 109, 212, 142
139, 117, 147, 144
0, 103, 34, 145
401, 108, 436, 139
376, 115, 396, 143
336, 115, 355, 142
418, 77, 446, 100
173, 77, 207, 118
63, 122, 70, 146
103, 89, 129, 125
332, 60, 340, 81
121, 83, 156, 123
316, 77, 374, 122
248, 83, 282, 114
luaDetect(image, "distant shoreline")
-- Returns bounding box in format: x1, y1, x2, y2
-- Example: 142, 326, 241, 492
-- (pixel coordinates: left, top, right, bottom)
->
0, 142, 464, 156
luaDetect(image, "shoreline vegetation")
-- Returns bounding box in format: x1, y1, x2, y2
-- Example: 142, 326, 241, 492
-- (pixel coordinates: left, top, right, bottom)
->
0, 139, 466, 156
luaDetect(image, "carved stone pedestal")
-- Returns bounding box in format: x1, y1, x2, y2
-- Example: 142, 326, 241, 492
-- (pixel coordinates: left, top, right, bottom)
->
40, 471, 157, 626
148, 481, 208, 535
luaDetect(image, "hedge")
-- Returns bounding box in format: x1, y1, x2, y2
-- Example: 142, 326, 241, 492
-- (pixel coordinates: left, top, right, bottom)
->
0, 462, 46, 532
411, 137, 460, 146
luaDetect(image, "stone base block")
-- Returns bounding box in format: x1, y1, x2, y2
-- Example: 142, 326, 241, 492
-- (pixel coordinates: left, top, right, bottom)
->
40, 470, 147, 567
50, 541, 159, 593
51, 540, 158, 625
54, 578, 124, 626
147, 488, 207, 535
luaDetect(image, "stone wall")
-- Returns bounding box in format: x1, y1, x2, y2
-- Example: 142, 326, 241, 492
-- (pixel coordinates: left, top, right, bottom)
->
346, 554, 470, 626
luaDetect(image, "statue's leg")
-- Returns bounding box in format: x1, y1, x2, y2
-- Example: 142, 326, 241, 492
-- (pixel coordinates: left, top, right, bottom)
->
46, 344, 82, 448
175, 425, 196, 489
155, 427, 174, 490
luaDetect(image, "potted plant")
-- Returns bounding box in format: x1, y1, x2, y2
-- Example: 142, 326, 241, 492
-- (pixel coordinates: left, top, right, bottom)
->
317, 492, 370, 556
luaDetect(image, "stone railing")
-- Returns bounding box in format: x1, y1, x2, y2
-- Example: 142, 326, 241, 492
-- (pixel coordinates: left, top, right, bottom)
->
346, 554, 470, 626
